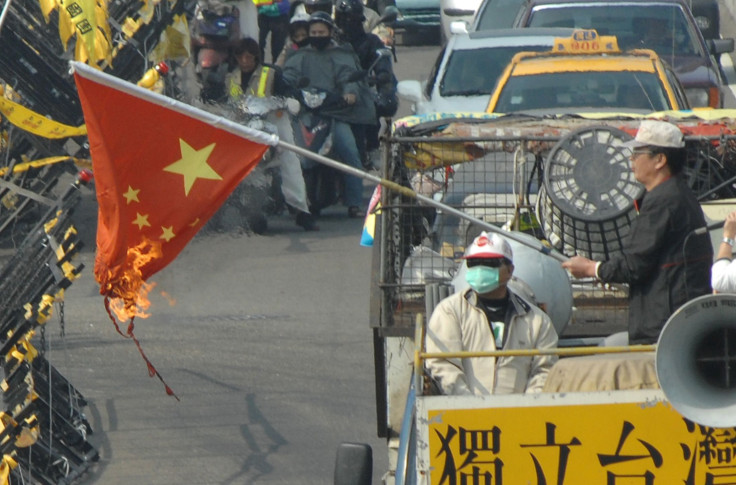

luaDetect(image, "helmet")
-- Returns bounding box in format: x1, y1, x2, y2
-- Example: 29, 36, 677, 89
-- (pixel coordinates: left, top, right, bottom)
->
289, 12, 310, 32
304, 0, 332, 15
334, 0, 364, 20
462, 232, 513, 262
308, 11, 335, 30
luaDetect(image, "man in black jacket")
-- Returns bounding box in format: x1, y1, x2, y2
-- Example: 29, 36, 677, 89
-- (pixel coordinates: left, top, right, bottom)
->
563, 120, 713, 344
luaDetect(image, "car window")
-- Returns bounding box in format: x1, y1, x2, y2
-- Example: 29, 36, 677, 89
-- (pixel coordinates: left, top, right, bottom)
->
493, 71, 672, 112
525, 4, 705, 58
425, 46, 446, 99
439, 45, 550, 96
475, 0, 527, 30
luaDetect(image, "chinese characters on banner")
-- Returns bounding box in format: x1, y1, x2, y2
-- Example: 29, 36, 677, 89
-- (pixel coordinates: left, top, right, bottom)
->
428, 402, 736, 484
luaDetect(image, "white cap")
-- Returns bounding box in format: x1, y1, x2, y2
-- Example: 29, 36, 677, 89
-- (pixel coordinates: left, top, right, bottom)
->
623, 120, 685, 149
462, 232, 513, 262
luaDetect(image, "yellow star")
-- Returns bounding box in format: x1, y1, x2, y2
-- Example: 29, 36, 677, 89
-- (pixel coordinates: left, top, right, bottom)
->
133, 213, 150, 229
160, 226, 175, 242
164, 139, 222, 196
189, 218, 200, 227
123, 186, 140, 204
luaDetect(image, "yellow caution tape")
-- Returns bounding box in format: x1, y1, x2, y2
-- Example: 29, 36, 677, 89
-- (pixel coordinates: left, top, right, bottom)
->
0, 97, 86, 138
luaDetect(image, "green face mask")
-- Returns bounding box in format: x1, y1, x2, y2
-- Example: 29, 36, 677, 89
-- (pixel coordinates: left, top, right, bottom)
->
465, 266, 500, 294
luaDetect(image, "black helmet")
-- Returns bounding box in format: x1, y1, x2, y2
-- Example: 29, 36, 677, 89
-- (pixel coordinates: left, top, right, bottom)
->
304, 0, 332, 15
335, 0, 364, 20
308, 11, 335, 30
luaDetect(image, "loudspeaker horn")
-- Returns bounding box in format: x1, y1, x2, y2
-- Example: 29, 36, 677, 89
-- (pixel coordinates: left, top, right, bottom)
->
657, 294, 736, 428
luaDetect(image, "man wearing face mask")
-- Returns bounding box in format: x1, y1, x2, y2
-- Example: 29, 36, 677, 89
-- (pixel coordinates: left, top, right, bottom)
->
425, 232, 559, 396
282, 11, 376, 217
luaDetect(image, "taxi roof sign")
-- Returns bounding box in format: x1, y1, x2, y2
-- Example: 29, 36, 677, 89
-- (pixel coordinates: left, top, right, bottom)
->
554, 29, 620, 54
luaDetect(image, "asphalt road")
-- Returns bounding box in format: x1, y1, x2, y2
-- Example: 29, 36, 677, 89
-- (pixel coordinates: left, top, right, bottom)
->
56, 193, 386, 484
34, 6, 736, 483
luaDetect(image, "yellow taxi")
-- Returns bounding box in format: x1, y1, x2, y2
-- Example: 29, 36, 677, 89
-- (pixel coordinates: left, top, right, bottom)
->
485, 29, 692, 114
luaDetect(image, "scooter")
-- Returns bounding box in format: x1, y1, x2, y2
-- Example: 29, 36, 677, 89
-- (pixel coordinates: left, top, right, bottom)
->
191, 2, 241, 103
294, 51, 392, 215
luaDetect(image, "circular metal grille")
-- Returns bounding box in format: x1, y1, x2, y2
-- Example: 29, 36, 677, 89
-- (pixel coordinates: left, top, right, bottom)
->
544, 126, 643, 222
539, 126, 645, 259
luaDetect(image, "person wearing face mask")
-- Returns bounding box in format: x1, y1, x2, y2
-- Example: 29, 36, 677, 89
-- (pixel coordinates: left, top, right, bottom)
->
334, 0, 397, 170
275, 13, 310, 67
282, 11, 376, 217
425, 232, 559, 396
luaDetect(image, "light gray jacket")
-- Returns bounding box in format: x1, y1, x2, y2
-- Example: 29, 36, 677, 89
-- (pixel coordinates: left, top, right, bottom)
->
426, 288, 558, 396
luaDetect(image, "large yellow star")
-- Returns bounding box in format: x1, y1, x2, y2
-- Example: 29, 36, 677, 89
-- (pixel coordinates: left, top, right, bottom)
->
164, 139, 222, 196
123, 186, 140, 204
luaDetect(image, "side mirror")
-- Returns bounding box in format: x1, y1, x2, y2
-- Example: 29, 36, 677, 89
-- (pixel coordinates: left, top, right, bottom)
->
709, 38, 735, 55
334, 442, 372, 485
397, 80, 424, 105
449, 20, 469, 35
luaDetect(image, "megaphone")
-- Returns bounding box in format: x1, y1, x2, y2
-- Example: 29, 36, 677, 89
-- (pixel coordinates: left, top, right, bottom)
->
656, 294, 736, 428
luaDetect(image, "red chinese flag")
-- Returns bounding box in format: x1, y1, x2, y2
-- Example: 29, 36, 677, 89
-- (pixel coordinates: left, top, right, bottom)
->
73, 62, 272, 316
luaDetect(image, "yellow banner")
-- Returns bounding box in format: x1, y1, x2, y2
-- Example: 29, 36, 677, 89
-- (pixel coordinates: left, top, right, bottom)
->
0, 97, 86, 138
428, 402, 736, 484
0, 156, 87, 177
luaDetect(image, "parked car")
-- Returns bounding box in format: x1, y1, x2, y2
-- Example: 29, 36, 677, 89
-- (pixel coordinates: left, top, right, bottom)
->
392, 0, 441, 41
397, 27, 575, 114
485, 29, 692, 114
439, 0, 483, 43
464, 0, 722, 44
512, 0, 734, 108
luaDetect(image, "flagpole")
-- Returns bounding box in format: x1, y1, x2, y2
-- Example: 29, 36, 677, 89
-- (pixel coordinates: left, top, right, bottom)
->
70, 60, 564, 262
0, 0, 12, 34
278, 139, 567, 263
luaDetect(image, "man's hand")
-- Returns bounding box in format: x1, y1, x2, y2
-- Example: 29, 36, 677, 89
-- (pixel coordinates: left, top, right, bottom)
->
724, 211, 736, 240
343, 93, 356, 105
562, 256, 598, 279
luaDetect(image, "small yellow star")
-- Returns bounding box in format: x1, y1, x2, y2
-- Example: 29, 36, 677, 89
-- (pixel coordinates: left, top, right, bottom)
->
164, 139, 222, 196
160, 226, 175, 242
123, 186, 140, 204
189, 218, 200, 227
133, 213, 150, 229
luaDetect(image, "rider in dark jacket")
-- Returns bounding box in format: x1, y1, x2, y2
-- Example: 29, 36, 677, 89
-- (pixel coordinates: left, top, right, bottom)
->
282, 12, 374, 217
335, 0, 398, 167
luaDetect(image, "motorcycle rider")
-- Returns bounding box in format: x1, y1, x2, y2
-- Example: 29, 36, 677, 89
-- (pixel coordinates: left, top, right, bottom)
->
334, 0, 398, 169
226, 37, 318, 231
191, 0, 241, 103
295, 0, 383, 36
275, 12, 311, 67
282, 12, 376, 217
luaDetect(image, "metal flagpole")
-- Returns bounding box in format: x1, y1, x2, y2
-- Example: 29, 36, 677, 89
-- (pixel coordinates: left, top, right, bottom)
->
0, 0, 13, 34
278, 139, 568, 263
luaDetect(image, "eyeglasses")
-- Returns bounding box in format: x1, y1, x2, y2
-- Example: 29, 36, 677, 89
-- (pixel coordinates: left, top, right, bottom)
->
467, 258, 506, 268
630, 149, 658, 159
